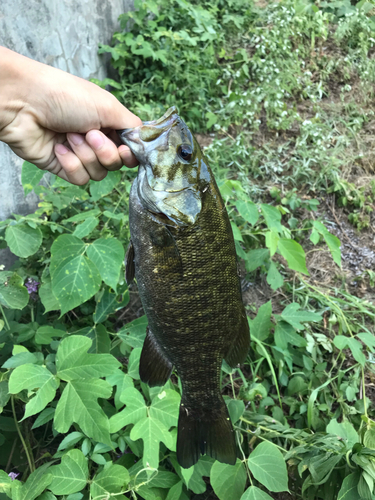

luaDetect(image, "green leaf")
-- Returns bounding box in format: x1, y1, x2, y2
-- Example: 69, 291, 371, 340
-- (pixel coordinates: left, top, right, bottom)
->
94, 288, 129, 324
260, 205, 283, 233
86, 324, 111, 354
357, 332, 375, 352
64, 209, 101, 223
107, 371, 134, 410
130, 416, 174, 469
337, 472, 361, 500
2, 351, 38, 369
49, 449, 88, 495
54, 379, 112, 445
86, 238, 124, 290
72, 217, 99, 239
56, 335, 120, 380
313, 221, 341, 267
57, 431, 84, 451
266, 261, 284, 290
5, 224, 42, 258
90, 464, 130, 500
109, 387, 147, 433
265, 231, 279, 257
117, 315, 148, 348
206, 111, 217, 128
363, 428, 375, 449
8, 364, 59, 419
150, 390, 181, 428
128, 348, 142, 379
12, 466, 52, 500
274, 321, 307, 349
333, 336, 366, 366
225, 398, 245, 424
166, 481, 189, 500
247, 441, 288, 492
31, 407, 55, 429
21, 161, 44, 196
310, 228, 320, 245
281, 303, 322, 331
0, 381, 10, 413
235, 200, 259, 226
0, 271, 29, 309
245, 249, 269, 272
248, 301, 272, 341
326, 419, 359, 449
0, 470, 12, 497
211, 460, 247, 500
90, 171, 122, 201
35, 326, 65, 345
241, 486, 273, 500
277, 239, 308, 275
39, 280, 60, 313
231, 222, 243, 242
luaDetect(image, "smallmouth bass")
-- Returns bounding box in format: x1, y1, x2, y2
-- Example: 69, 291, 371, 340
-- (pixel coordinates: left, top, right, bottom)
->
118, 107, 250, 468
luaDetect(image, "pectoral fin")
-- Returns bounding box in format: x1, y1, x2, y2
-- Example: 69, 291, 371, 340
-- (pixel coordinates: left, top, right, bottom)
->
125, 241, 135, 285
139, 328, 173, 387
150, 225, 183, 277
224, 311, 250, 367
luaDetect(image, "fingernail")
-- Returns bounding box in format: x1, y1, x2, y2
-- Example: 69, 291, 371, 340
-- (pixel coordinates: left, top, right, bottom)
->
55, 143, 69, 155
69, 133, 84, 146
86, 130, 104, 150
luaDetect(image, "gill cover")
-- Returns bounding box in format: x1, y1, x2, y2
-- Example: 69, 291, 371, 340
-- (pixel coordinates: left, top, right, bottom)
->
118, 107, 210, 226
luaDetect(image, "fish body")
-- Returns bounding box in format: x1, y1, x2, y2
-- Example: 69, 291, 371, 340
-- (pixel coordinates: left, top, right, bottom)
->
118, 108, 250, 468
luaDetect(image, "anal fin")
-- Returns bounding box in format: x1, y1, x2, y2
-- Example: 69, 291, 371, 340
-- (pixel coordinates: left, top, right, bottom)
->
224, 311, 250, 368
125, 241, 135, 285
139, 328, 173, 387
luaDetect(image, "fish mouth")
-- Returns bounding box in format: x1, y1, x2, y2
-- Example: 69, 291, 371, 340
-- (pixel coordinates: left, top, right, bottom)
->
117, 107, 179, 150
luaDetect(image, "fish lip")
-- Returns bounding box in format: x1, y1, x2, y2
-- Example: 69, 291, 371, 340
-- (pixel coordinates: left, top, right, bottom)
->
116, 106, 179, 145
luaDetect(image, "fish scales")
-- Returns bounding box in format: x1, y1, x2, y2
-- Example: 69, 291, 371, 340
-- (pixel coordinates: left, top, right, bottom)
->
118, 107, 250, 468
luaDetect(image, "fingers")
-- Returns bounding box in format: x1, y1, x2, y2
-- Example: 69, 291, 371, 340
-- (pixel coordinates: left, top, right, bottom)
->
54, 143, 91, 185
85, 130, 123, 171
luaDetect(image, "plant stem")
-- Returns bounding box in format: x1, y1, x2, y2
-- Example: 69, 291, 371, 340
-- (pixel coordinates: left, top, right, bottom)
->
11, 396, 35, 474
0, 303, 10, 330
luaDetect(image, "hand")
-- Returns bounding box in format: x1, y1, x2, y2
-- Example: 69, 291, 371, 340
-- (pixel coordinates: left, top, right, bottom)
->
0, 47, 142, 185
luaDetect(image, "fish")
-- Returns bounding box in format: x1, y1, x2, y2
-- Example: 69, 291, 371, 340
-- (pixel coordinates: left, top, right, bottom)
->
117, 107, 250, 469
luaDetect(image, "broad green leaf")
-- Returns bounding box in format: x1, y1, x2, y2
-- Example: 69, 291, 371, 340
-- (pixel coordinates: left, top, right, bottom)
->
90, 171, 121, 201
85, 324, 111, 354
8, 364, 59, 419
244, 249, 269, 272
72, 217, 99, 239
265, 231, 279, 256
333, 336, 366, 366
0, 470, 12, 496
310, 228, 320, 245
266, 261, 283, 290
107, 371, 134, 410
248, 301, 272, 341
363, 428, 375, 449
277, 239, 308, 275
109, 387, 147, 433
31, 407, 55, 429
337, 472, 361, 500
57, 431, 84, 451
64, 209, 101, 223
166, 480, 189, 500
211, 460, 247, 500
326, 419, 359, 449
206, 111, 217, 128
37, 493, 57, 500
313, 221, 341, 267
103, 210, 125, 221
247, 441, 288, 492
56, 335, 120, 380
225, 398, 245, 424
87, 238, 124, 290
49, 449, 88, 495
281, 303, 322, 331
274, 321, 307, 349
260, 204, 283, 233
21, 161, 45, 196
130, 416, 174, 469
35, 326, 65, 345
230, 222, 243, 242
0, 381, 10, 413
235, 200, 259, 226
39, 280, 60, 313
357, 332, 375, 351
150, 390, 181, 428
2, 351, 39, 369
12, 466, 52, 500
54, 379, 112, 445
94, 288, 129, 324
5, 224, 42, 258
0, 271, 29, 309
128, 348, 142, 379
117, 315, 148, 349
241, 486, 273, 500
90, 464, 130, 499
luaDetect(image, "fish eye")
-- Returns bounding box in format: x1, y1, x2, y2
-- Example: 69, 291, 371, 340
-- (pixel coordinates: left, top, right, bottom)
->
177, 144, 193, 162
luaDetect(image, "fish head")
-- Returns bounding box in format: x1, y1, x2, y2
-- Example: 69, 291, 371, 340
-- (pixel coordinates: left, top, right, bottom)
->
118, 107, 211, 227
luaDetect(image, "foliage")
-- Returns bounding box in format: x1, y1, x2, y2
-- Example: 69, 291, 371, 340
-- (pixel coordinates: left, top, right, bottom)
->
1, 0, 375, 499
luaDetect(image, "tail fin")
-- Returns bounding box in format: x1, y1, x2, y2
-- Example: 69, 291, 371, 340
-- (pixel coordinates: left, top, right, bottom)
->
176, 397, 237, 469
